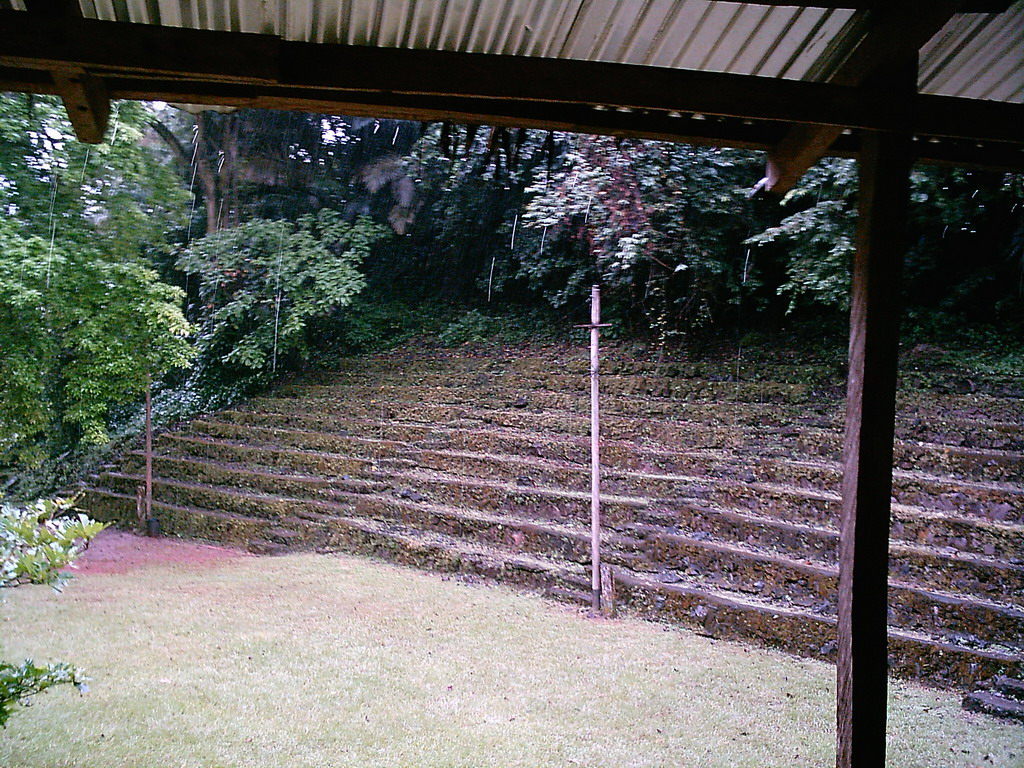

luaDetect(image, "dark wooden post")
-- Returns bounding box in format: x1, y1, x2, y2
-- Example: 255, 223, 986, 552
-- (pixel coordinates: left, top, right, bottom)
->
836, 128, 911, 768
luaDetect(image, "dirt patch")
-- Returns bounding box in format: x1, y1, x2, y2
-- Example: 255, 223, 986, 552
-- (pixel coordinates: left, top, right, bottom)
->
70, 528, 250, 575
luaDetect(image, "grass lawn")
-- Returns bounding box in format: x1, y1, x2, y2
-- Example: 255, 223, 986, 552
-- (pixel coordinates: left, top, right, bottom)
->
1, 533, 1020, 768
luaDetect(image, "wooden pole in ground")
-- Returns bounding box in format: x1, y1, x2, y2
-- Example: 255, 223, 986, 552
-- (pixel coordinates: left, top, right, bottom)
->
589, 285, 601, 612
576, 286, 610, 613
145, 373, 153, 530
836, 126, 911, 768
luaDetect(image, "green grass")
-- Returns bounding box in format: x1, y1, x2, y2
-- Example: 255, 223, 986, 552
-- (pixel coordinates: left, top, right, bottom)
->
1, 549, 1020, 768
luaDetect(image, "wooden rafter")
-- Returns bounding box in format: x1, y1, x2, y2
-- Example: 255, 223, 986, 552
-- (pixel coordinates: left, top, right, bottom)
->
0, 10, 1022, 161
51, 65, 108, 143
758, 2, 970, 194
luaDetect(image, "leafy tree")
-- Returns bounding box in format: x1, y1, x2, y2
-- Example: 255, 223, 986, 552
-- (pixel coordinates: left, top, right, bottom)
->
744, 158, 859, 313
0, 94, 195, 461
1, 497, 105, 727
0, 217, 195, 459
744, 158, 1024, 335
149, 107, 417, 235
360, 123, 555, 303
519, 135, 773, 335
178, 210, 388, 377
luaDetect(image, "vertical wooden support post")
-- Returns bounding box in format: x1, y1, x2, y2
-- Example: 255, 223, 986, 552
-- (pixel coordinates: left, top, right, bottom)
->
145, 373, 154, 529
589, 285, 602, 613
836, 129, 911, 768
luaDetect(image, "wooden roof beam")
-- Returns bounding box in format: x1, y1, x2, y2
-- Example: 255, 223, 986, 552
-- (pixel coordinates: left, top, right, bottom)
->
1, 12, 1021, 144
757, 2, 971, 195
22, 0, 112, 143
51, 66, 108, 143
0, 11, 1021, 165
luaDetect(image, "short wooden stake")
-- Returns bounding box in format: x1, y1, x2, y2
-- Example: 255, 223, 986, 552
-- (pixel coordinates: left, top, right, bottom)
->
600, 564, 616, 618
145, 373, 154, 532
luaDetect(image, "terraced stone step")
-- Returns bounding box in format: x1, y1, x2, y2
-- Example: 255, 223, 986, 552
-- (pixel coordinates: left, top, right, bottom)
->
256, 390, 1024, 448
961, 691, 1024, 723
612, 571, 1018, 689
89, 487, 592, 595
749, 458, 1023, 523
181, 420, 407, 460
156, 434, 375, 476
78, 479, 1020, 689
78, 490, 277, 548
119, 454, 388, 498
994, 674, 1024, 700
308, 357, 1024, 400
114, 443, 1024, 577
87, 464, 1023, 643
139, 432, 1023, 566
145, 431, 1023, 561
280, 379, 822, 409
318, 354, 841, 384
81, 342, 1024, 690
244, 394, 1021, 458
403, 448, 1023, 532
648, 533, 1023, 645
383, 460, 1022, 571
328, 493, 652, 573
296, 370, 822, 403
235, 392, 1023, 482
155, 419, 1024, 523
278, 378, 1024, 423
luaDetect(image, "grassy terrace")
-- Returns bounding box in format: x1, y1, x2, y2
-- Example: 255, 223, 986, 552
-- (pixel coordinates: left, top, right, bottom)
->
1, 533, 1020, 768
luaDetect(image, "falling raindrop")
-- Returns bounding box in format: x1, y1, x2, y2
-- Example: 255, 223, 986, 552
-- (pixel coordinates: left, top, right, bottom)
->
45, 171, 58, 288
487, 255, 497, 303
392, 125, 400, 145
272, 223, 286, 373
108, 103, 122, 146
510, 214, 518, 250
79, 147, 91, 183
183, 122, 202, 298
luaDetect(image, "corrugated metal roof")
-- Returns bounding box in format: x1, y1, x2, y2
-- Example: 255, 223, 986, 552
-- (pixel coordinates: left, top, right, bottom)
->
56, 0, 1024, 105
920, 5, 1024, 102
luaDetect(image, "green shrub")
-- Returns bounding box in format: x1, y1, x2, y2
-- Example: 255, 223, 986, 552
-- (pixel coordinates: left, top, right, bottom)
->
1, 497, 105, 727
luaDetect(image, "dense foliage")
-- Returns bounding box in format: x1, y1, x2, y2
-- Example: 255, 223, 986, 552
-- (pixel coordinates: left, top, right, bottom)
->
178, 211, 387, 380
1, 497, 104, 726
0, 96, 193, 463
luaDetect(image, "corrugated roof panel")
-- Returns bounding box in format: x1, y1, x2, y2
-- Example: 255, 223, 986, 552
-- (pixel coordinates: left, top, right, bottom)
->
71, 0, 1024, 104
936, 21, 1022, 99
775, 8, 848, 79
672, 2, 741, 70
589, 0, 650, 63
602, 0, 664, 64
921, 14, 1000, 92
551, 0, 609, 61
978, 35, 1024, 100
920, 7, 1024, 102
